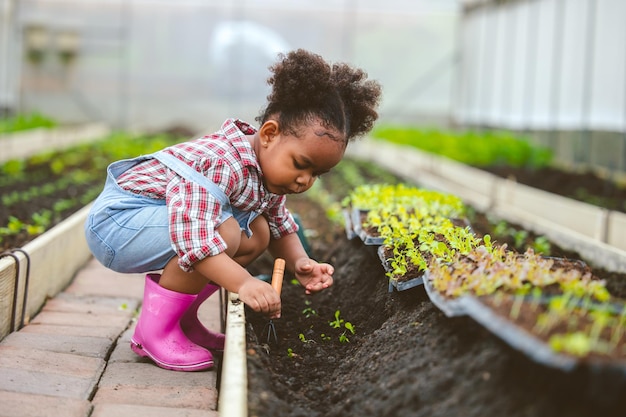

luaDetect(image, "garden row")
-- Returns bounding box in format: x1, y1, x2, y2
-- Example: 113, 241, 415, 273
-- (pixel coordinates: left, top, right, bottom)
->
346, 139, 626, 274
343, 183, 626, 373
0, 130, 182, 251
371, 125, 626, 213
0, 129, 184, 338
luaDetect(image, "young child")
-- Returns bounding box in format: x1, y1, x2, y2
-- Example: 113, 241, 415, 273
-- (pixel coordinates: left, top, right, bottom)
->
84, 49, 382, 372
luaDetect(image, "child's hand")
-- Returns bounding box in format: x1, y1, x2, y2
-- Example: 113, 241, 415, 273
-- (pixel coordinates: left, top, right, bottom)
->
295, 258, 334, 295
238, 278, 282, 318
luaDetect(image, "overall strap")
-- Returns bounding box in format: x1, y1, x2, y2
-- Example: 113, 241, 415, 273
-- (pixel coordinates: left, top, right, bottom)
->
152, 151, 230, 207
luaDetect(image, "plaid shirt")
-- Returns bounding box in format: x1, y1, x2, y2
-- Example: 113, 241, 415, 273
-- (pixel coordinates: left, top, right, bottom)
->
116, 118, 298, 271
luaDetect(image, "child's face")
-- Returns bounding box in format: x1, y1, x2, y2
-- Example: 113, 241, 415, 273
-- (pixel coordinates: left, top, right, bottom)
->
257, 120, 345, 195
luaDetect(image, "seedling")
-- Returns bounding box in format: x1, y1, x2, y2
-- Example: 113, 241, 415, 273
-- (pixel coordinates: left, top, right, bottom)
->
532, 236, 551, 256
328, 310, 356, 343
339, 322, 356, 343
302, 300, 317, 318
329, 310, 345, 329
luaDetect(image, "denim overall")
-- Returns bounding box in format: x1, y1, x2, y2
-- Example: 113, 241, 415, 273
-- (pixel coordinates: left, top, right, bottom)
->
84, 151, 259, 273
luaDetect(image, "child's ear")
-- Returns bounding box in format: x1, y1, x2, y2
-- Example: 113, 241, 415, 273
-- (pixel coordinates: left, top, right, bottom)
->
259, 120, 280, 146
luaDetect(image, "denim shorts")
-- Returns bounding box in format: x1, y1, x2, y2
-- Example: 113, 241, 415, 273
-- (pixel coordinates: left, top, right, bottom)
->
84, 152, 259, 273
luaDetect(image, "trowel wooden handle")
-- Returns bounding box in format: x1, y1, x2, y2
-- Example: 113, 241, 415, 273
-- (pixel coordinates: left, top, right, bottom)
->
271, 258, 285, 296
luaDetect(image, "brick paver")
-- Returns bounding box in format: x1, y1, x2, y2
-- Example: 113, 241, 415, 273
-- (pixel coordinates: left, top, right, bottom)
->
0, 391, 92, 417
92, 403, 218, 417
0, 258, 222, 417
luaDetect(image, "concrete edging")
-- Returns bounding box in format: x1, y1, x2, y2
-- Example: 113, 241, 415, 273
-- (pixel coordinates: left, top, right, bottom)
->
0, 204, 93, 339
0, 123, 110, 163
219, 291, 248, 417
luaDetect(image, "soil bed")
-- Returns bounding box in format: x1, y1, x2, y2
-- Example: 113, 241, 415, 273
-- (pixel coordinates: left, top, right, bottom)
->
483, 165, 626, 213
245, 193, 626, 417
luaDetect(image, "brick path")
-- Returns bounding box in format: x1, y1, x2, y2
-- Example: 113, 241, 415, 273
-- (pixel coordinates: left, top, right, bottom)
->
0, 258, 221, 417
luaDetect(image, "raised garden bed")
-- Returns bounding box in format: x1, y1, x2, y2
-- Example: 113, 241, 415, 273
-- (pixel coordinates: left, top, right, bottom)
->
0, 205, 93, 339
346, 139, 626, 270
0, 122, 109, 164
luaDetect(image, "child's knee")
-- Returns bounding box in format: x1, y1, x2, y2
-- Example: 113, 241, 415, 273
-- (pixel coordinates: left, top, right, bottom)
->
250, 215, 270, 248
237, 216, 270, 260
218, 217, 243, 257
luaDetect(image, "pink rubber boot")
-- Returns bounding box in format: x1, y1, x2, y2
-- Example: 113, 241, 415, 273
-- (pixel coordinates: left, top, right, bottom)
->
130, 274, 214, 371
180, 283, 226, 352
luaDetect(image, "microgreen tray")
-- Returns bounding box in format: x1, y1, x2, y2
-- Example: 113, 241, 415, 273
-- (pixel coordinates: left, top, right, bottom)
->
462, 296, 578, 372
388, 276, 424, 292
422, 271, 470, 317
378, 246, 425, 292
351, 208, 384, 246
342, 209, 357, 240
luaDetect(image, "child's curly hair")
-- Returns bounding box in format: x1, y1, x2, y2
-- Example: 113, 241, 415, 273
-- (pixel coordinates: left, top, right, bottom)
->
256, 49, 382, 143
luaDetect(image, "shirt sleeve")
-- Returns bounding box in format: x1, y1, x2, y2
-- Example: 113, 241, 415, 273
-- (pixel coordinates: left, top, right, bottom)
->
165, 171, 229, 272
265, 195, 299, 239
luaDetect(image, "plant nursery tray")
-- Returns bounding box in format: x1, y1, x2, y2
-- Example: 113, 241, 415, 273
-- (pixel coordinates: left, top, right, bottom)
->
351, 208, 384, 246
461, 296, 578, 372
470, 294, 626, 384
377, 246, 425, 292
388, 276, 424, 292
422, 271, 470, 317
342, 209, 357, 240
377, 245, 391, 270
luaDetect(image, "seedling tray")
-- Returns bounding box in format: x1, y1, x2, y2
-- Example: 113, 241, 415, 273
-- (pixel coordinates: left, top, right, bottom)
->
342, 209, 357, 240
422, 271, 470, 317
377, 246, 425, 292
388, 276, 424, 292
351, 208, 384, 246
462, 296, 578, 372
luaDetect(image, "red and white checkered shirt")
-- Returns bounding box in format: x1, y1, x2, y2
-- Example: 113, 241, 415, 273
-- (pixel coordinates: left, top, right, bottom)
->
116, 118, 298, 271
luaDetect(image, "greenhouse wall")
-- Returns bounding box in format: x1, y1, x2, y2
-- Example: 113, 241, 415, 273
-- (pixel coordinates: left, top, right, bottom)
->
454, 0, 626, 174
0, 0, 458, 134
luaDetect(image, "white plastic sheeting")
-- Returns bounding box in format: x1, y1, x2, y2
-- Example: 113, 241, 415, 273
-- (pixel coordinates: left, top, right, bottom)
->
0, 0, 18, 112
1, 0, 458, 132
455, 0, 626, 132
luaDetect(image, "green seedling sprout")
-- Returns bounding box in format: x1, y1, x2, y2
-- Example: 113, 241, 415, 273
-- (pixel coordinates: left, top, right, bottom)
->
532, 236, 551, 255
302, 300, 317, 318
328, 310, 356, 343
329, 310, 345, 329
339, 322, 355, 344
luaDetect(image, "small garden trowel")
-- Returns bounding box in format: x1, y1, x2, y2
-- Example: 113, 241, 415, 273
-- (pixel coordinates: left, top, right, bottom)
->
262, 257, 285, 346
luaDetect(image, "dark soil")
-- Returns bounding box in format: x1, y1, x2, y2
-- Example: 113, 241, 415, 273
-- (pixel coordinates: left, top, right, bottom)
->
483, 166, 626, 213
244, 190, 626, 417
0, 177, 100, 251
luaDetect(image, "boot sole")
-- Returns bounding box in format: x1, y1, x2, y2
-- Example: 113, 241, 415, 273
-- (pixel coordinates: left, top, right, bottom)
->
130, 338, 214, 372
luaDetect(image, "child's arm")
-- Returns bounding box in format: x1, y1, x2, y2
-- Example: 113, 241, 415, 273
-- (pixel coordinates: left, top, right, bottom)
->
269, 232, 334, 295
194, 253, 282, 318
